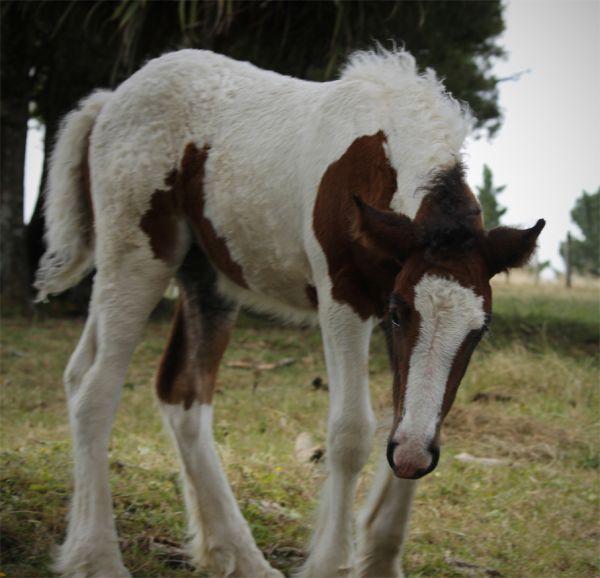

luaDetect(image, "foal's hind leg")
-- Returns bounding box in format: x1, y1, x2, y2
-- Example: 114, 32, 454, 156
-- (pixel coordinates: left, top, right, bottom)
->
158, 247, 282, 578
55, 251, 177, 578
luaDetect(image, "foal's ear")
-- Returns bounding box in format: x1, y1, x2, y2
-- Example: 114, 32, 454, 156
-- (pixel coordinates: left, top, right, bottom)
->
352, 196, 417, 260
484, 219, 546, 277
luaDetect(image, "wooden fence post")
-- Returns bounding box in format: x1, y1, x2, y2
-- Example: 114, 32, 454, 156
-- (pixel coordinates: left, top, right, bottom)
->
566, 232, 572, 289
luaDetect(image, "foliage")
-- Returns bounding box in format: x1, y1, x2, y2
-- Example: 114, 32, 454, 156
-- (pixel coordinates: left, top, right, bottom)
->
0, 0, 507, 309
1, 284, 598, 577
5, 0, 507, 130
109, 1, 506, 135
560, 188, 600, 277
476, 164, 507, 229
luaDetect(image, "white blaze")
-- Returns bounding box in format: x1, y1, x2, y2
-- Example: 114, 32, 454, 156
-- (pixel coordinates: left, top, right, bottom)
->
392, 274, 485, 449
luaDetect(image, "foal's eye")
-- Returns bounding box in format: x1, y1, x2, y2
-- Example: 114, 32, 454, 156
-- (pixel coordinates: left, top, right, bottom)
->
390, 308, 401, 328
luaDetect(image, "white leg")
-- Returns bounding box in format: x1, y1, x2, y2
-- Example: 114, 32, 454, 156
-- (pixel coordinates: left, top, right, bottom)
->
161, 404, 282, 578
55, 254, 174, 578
157, 258, 282, 578
298, 298, 376, 578
356, 454, 417, 578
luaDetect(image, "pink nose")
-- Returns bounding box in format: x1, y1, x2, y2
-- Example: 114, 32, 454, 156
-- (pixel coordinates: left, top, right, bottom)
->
386, 441, 440, 479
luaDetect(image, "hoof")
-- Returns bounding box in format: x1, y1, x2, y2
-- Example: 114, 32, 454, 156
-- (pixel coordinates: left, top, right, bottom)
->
192, 541, 284, 578
296, 561, 354, 578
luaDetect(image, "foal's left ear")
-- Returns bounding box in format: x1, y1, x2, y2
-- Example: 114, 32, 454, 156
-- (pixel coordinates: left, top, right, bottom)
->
352, 195, 418, 260
484, 219, 546, 277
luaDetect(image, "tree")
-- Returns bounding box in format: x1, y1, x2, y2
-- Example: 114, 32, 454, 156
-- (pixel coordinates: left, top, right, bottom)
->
560, 188, 600, 277
109, 1, 506, 135
526, 252, 551, 284
1, 6, 36, 312
2, 1, 122, 312
477, 164, 507, 229
2, 0, 507, 311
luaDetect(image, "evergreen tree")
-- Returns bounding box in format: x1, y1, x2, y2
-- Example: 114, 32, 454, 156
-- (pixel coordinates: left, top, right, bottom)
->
477, 164, 507, 229
560, 188, 600, 277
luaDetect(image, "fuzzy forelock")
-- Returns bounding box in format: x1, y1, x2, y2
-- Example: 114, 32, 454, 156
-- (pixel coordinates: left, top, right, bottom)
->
416, 163, 483, 257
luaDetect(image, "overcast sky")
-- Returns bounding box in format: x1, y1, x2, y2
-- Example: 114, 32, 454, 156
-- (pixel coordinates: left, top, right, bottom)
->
465, 0, 600, 272
25, 0, 599, 273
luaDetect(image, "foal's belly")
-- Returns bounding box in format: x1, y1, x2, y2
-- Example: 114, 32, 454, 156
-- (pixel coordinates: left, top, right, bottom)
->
200, 150, 317, 320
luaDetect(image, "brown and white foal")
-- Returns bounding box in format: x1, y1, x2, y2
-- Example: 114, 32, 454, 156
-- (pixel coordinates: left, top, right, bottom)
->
36, 49, 544, 578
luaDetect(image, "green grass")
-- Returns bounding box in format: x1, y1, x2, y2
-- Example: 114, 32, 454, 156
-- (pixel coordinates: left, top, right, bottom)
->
1, 284, 598, 577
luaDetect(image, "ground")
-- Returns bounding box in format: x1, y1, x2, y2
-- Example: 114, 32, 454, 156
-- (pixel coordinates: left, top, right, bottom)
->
1, 283, 598, 577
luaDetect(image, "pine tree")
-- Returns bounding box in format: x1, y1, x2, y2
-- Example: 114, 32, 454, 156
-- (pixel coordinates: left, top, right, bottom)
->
477, 164, 507, 229
560, 188, 600, 277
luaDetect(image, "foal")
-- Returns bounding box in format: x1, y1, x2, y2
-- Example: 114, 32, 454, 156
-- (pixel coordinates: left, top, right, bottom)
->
36, 49, 544, 578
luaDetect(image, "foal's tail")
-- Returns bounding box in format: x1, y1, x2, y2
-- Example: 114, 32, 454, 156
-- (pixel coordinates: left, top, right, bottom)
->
34, 90, 112, 302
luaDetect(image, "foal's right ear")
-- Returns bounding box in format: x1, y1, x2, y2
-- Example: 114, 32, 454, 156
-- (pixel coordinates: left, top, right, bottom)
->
352, 196, 418, 261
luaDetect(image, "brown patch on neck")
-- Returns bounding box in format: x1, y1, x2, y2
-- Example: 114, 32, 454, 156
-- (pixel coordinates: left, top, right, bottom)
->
313, 131, 398, 319
140, 143, 248, 288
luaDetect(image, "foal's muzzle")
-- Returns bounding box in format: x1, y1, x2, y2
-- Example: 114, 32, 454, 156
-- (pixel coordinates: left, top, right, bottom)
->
386, 440, 440, 479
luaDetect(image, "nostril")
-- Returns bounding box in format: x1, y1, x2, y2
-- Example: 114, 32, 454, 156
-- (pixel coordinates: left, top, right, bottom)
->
386, 440, 398, 471
410, 445, 441, 479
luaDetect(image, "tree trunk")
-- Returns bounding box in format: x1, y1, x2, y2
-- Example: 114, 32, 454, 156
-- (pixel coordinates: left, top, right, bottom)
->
566, 232, 572, 289
1, 11, 32, 314
27, 115, 57, 284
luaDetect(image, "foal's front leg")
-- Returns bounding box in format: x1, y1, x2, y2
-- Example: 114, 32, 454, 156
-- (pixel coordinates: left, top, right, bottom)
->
356, 455, 417, 578
299, 299, 376, 578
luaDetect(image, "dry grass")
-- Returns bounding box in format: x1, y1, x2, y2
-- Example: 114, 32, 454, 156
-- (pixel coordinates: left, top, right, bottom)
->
1, 284, 598, 577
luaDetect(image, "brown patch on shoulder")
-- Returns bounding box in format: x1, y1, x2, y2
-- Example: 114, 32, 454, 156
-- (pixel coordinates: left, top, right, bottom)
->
313, 131, 398, 319
140, 143, 248, 288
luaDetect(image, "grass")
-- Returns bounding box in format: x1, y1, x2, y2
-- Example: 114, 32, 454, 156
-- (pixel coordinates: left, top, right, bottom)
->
1, 284, 598, 577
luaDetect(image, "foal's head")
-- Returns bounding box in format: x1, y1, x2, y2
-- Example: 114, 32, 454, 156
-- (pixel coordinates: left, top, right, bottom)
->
354, 165, 545, 479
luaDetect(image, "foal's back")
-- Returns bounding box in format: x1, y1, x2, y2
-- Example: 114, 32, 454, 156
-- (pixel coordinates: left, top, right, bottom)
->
90, 49, 334, 315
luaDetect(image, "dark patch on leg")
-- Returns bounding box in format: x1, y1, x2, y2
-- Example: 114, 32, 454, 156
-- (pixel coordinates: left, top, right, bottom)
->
305, 284, 318, 308
155, 300, 190, 406
156, 244, 238, 408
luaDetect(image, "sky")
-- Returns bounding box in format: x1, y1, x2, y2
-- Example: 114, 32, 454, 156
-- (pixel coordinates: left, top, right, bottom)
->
464, 0, 600, 272
24, 0, 600, 274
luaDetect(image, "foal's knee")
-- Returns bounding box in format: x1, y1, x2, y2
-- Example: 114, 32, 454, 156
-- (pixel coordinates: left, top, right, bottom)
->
328, 412, 375, 474
64, 353, 92, 395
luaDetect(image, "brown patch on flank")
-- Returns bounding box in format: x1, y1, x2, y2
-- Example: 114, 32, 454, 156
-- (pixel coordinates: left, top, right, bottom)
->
139, 188, 182, 263
156, 296, 234, 408
140, 143, 248, 288
313, 131, 399, 319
